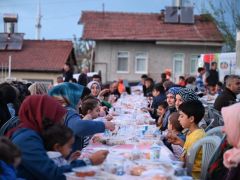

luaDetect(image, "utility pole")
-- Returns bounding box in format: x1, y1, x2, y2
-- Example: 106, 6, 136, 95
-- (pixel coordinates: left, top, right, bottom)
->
8, 55, 11, 79
35, 0, 42, 40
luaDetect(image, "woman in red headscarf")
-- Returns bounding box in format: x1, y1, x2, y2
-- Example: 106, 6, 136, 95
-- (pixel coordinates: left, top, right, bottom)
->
9, 95, 108, 180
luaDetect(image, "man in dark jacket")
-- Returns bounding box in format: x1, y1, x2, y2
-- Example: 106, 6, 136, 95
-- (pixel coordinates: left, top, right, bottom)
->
63, 62, 73, 82
206, 62, 219, 86
214, 75, 240, 112
78, 67, 89, 86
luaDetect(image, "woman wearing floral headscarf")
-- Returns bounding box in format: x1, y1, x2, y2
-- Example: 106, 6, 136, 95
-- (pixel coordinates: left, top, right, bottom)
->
222, 103, 240, 180
48, 82, 115, 151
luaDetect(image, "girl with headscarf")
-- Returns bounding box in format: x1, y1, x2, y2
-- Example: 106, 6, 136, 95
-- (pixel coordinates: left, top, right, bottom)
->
87, 81, 112, 109
222, 103, 240, 180
8, 95, 109, 180
48, 82, 115, 151
87, 81, 101, 97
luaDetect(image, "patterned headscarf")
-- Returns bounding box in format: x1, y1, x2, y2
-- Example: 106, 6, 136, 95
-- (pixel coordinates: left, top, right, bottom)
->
167, 87, 182, 97
48, 82, 84, 109
177, 88, 198, 102
28, 82, 48, 95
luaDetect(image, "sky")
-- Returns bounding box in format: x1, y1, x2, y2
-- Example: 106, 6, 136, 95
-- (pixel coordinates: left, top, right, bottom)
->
0, 0, 209, 40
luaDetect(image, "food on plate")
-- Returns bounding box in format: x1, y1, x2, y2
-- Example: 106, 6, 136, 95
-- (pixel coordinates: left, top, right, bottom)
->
130, 166, 146, 176
105, 139, 125, 146
75, 171, 96, 177
73, 166, 99, 177
151, 175, 168, 180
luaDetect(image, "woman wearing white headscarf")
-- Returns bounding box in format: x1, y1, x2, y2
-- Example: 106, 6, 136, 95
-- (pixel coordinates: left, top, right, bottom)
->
28, 82, 48, 95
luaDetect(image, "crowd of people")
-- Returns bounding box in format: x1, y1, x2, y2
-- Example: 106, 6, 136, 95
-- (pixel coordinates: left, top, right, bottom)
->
0, 61, 240, 180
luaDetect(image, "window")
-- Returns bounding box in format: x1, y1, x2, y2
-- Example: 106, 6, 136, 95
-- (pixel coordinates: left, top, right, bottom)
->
173, 54, 184, 82
135, 52, 148, 73
117, 51, 129, 73
190, 55, 198, 74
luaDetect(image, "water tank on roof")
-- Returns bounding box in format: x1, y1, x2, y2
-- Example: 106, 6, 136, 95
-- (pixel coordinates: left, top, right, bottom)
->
180, 7, 194, 24
165, 6, 179, 23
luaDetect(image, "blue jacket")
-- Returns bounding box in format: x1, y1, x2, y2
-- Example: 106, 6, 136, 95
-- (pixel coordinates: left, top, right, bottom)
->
152, 94, 166, 109
65, 107, 105, 151
11, 128, 86, 180
0, 160, 17, 180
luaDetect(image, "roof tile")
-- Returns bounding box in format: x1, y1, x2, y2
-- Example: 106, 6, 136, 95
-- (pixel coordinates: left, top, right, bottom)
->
80, 11, 223, 42
0, 40, 73, 72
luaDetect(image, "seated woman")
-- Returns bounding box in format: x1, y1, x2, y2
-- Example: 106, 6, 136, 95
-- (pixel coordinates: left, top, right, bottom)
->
8, 95, 109, 180
87, 81, 113, 110
48, 82, 115, 151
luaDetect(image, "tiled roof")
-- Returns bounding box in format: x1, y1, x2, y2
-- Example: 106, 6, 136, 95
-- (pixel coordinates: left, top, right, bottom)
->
80, 11, 223, 42
0, 40, 73, 72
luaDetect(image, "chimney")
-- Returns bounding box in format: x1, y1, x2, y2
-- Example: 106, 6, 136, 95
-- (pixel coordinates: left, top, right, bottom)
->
172, 0, 182, 7
3, 13, 18, 33
172, 0, 192, 7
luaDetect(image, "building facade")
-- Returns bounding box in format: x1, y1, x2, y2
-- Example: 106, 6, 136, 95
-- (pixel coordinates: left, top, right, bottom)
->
80, 11, 224, 83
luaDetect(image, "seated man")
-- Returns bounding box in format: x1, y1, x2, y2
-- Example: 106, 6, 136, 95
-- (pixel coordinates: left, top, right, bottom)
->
214, 75, 240, 112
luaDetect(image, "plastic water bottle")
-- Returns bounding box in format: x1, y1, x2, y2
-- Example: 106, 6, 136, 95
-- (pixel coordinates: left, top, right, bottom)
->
132, 108, 137, 120
115, 158, 124, 176
150, 143, 161, 161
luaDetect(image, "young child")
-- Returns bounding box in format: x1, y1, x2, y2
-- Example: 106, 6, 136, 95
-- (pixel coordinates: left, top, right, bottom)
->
156, 101, 168, 128
81, 98, 101, 121
149, 83, 166, 119
0, 137, 21, 179
170, 100, 205, 179
144, 77, 154, 97
81, 98, 102, 148
42, 124, 81, 167
167, 112, 185, 159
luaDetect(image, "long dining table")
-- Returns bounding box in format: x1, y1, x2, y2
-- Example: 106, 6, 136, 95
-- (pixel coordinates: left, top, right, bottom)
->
65, 94, 188, 180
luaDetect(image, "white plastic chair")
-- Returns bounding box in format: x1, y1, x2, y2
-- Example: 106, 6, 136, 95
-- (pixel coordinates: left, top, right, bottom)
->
205, 107, 224, 131
186, 135, 222, 180
206, 126, 224, 139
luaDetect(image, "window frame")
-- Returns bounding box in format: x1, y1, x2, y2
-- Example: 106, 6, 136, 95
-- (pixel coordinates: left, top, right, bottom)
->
116, 51, 129, 73
173, 53, 185, 81
190, 54, 199, 75
135, 51, 148, 74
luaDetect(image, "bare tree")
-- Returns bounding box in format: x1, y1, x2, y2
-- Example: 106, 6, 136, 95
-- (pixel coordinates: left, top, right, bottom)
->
208, 0, 240, 51
73, 34, 95, 71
